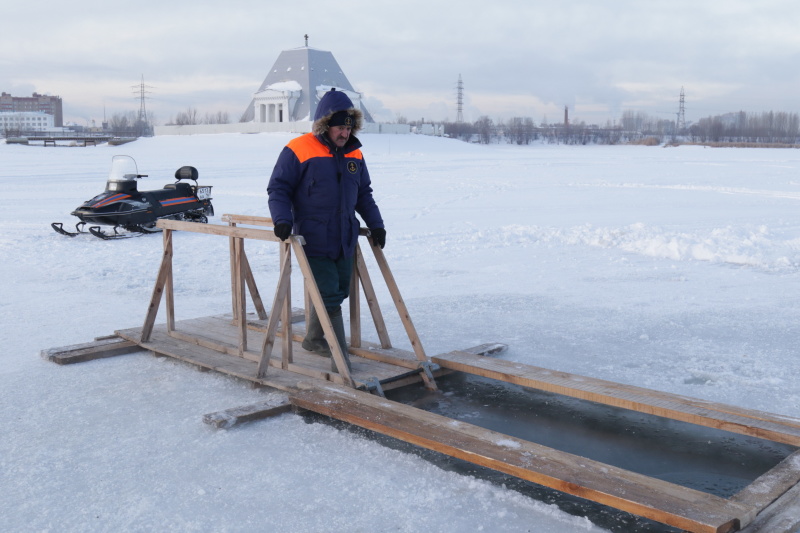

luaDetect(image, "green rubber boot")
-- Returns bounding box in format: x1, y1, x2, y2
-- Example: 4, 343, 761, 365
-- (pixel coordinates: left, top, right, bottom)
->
301, 306, 331, 357
329, 307, 352, 373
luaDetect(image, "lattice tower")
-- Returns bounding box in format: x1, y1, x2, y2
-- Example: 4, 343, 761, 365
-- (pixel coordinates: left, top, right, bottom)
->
456, 74, 464, 123
676, 87, 686, 132
133, 75, 153, 127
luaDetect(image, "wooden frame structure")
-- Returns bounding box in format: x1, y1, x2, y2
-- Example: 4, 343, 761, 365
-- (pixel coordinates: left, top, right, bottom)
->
43, 214, 800, 532
138, 214, 436, 390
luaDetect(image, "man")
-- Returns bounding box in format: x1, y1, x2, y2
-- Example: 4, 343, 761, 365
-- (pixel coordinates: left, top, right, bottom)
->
267, 89, 386, 374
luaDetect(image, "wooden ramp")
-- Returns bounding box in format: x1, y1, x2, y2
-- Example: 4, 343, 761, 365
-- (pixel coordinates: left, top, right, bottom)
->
115, 313, 444, 392
129, 215, 441, 391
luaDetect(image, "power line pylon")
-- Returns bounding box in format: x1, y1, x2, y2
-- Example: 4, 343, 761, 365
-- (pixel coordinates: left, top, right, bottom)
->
456, 74, 464, 123
132, 74, 154, 135
676, 86, 686, 133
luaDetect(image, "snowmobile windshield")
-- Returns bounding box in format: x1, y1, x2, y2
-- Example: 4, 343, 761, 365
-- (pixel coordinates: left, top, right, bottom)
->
107, 155, 139, 183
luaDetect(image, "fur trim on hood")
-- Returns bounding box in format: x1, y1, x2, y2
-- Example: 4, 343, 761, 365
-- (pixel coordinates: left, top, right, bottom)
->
312, 89, 364, 135
312, 107, 364, 136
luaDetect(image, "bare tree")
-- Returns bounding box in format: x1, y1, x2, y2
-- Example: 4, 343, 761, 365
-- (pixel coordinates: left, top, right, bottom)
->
173, 107, 199, 126
475, 116, 494, 144
506, 117, 536, 145
107, 111, 139, 135
689, 110, 800, 144
203, 111, 230, 124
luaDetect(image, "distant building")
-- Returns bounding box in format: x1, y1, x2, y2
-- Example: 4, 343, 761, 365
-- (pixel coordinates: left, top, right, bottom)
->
241, 44, 373, 124
0, 92, 63, 127
0, 111, 54, 133
155, 40, 411, 136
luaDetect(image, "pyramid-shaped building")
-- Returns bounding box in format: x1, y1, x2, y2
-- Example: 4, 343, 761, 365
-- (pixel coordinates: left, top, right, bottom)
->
241, 45, 373, 124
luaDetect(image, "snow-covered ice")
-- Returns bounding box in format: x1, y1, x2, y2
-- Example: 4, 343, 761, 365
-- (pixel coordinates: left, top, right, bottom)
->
3, 133, 800, 532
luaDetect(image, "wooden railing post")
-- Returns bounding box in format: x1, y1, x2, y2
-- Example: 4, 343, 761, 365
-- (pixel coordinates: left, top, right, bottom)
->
141, 228, 173, 342
280, 242, 293, 369
228, 220, 238, 322
290, 238, 356, 388
256, 240, 293, 379
233, 236, 247, 355
225, 215, 267, 322
354, 243, 392, 348
164, 229, 175, 333
367, 235, 437, 390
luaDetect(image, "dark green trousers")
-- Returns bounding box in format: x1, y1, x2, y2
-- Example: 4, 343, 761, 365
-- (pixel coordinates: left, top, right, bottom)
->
307, 254, 354, 312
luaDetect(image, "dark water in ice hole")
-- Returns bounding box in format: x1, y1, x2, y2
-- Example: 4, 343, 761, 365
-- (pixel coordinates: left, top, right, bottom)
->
302, 373, 796, 533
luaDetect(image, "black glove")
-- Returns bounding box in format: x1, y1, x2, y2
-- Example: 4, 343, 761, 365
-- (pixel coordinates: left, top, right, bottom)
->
273, 223, 292, 241
370, 228, 386, 249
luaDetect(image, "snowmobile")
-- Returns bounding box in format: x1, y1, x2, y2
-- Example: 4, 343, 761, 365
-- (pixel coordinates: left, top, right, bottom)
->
52, 155, 214, 239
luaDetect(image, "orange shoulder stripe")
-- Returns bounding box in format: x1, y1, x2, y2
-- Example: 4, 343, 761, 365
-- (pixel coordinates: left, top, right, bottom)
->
345, 148, 363, 160
287, 133, 365, 163
287, 133, 332, 164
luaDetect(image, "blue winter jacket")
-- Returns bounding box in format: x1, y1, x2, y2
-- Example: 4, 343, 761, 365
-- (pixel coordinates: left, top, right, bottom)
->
267, 132, 384, 259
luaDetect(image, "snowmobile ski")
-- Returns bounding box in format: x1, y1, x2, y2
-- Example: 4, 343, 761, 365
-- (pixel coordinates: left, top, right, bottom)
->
51, 222, 87, 237
88, 226, 141, 240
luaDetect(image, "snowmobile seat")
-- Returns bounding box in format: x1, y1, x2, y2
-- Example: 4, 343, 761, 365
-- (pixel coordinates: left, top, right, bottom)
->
163, 182, 193, 194
175, 166, 199, 181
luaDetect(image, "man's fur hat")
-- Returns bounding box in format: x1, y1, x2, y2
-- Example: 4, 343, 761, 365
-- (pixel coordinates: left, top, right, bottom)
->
312, 89, 363, 136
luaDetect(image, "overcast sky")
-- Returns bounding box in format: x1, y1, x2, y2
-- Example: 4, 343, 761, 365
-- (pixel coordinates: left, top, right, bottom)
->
3, 0, 799, 126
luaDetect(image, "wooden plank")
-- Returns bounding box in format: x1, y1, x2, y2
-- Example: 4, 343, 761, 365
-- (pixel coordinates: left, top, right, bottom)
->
157, 315, 410, 382
349, 342, 509, 370
116, 323, 393, 392
739, 482, 800, 533
291, 239, 355, 387
202, 400, 293, 429
156, 219, 280, 242
256, 247, 292, 378
289, 382, 754, 533
191, 316, 244, 344
141, 229, 173, 342
731, 450, 800, 510
41, 337, 141, 365
225, 216, 268, 321
168, 329, 256, 361
367, 243, 428, 364
228, 221, 239, 322
366, 241, 436, 390
164, 229, 175, 332
349, 342, 420, 369
115, 326, 303, 392
126, 312, 500, 387
246, 308, 306, 330
349, 251, 362, 347
432, 351, 800, 446
221, 214, 273, 227
354, 243, 392, 348
242, 247, 267, 320
460, 342, 508, 356
280, 242, 293, 369
233, 237, 247, 354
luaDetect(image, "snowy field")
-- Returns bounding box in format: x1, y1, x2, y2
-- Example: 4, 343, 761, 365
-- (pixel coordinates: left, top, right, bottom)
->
2, 133, 800, 532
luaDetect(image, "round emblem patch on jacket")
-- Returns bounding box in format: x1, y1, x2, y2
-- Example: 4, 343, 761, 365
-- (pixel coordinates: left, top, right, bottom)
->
347, 161, 358, 174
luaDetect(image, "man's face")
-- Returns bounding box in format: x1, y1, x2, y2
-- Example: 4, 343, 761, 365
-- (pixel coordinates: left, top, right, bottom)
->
328, 125, 352, 148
